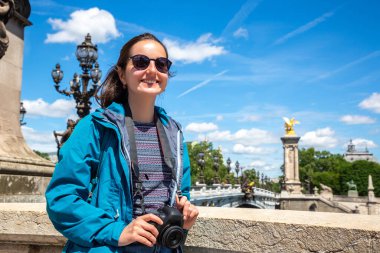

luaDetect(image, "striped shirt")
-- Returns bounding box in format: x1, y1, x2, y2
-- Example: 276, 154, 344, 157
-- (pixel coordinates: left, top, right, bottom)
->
132, 121, 172, 217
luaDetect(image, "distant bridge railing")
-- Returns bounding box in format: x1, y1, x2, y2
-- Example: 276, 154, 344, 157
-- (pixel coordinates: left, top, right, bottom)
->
189, 184, 279, 208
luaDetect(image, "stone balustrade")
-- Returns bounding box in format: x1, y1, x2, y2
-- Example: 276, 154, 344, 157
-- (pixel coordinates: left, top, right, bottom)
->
0, 203, 379, 252
190, 185, 242, 197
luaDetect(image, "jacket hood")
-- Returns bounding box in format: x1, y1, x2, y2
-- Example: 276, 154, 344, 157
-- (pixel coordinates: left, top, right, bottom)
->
92, 102, 170, 126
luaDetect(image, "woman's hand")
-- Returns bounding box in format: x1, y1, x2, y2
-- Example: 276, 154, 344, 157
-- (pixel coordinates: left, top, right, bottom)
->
118, 213, 163, 247
176, 194, 199, 230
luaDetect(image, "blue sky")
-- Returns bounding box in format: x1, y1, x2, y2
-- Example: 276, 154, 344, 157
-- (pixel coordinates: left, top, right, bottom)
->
21, 0, 380, 178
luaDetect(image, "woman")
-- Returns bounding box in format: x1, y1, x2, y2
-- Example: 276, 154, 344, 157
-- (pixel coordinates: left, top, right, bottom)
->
46, 33, 199, 253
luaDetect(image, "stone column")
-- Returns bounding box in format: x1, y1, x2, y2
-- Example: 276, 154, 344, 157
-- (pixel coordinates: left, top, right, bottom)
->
281, 136, 302, 194
0, 0, 54, 202
367, 175, 376, 215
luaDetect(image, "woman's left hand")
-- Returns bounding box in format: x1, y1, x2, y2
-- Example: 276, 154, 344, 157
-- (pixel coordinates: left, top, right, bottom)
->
175, 194, 199, 230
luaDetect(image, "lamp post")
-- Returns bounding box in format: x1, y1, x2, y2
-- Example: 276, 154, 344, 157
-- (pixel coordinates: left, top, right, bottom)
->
197, 152, 205, 185
226, 157, 231, 184
240, 165, 244, 185
256, 171, 260, 186
305, 176, 312, 194
51, 33, 102, 151
213, 155, 220, 184
19, 102, 26, 126
265, 175, 270, 190
235, 160, 240, 185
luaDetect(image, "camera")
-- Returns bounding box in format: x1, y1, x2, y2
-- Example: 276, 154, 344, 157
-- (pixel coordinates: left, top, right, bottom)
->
151, 206, 185, 249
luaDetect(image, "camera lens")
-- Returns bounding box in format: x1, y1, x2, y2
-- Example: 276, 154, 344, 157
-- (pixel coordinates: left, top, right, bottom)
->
161, 226, 184, 249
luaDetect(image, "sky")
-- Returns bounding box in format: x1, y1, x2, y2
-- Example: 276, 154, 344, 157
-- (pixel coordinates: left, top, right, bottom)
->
20, 0, 380, 178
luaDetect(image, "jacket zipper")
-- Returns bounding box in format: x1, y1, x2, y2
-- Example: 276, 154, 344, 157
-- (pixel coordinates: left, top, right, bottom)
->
101, 119, 134, 213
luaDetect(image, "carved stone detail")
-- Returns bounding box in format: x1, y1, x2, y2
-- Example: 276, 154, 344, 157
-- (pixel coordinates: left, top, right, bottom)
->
0, 0, 14, 59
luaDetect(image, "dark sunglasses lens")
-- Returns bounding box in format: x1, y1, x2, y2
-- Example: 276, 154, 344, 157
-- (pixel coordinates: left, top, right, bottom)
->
155, 58, 171, 73
132, 55, 150, 70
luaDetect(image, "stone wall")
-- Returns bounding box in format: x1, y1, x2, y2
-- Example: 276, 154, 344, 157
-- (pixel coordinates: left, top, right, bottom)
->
1, 204, 379, 252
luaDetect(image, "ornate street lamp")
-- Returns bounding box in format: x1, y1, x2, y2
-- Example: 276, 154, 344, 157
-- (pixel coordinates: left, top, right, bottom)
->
51, 33, 102, 119
226, 157, 231, 184
19, 102, 26, 126
51, 33, 102, 152
240, 166, 244, 184
197, 152, 205, 184
226, 157, 231, 173
213, 156, 220, 184
235, 160, 240, 185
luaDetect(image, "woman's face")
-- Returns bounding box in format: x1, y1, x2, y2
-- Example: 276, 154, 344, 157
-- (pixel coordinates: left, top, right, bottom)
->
118, 39, 169, 97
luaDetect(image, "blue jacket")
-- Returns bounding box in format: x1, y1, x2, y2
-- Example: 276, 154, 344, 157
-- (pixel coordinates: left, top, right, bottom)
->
45, 102, 191, 252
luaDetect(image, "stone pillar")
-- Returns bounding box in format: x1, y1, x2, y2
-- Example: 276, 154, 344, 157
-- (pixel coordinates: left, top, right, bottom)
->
367, 175, 376, 215
0, 0, 54, 202
281, 136, 302, 194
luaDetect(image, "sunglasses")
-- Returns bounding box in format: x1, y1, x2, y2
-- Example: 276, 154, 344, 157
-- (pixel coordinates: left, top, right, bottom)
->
129, 54, 172, 74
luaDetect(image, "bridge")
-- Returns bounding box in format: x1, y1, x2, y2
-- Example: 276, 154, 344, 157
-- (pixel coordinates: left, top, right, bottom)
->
189, 185, 278, 209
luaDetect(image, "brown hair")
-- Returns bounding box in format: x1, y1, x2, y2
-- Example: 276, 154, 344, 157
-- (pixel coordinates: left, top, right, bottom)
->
96, 33, 171, 108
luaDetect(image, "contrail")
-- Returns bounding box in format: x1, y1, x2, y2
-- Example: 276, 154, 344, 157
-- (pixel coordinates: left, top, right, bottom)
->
273, 11, 334, 46
221, 0, 261, 38
311, 50, 380, 82
177, 70, 229, 98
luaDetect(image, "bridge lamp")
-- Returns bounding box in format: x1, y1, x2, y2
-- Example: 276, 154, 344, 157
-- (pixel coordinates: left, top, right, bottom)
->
226, 157, 231, 173
19, 102, 26, 126
51, 34, 103, 153
235, 160, 240, 184
51, 33, 101, 119
213, 156, 220, 184
197, 152, 205, 184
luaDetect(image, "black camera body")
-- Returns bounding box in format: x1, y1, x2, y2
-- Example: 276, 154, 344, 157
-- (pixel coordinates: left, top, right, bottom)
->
152, 206, 185, 249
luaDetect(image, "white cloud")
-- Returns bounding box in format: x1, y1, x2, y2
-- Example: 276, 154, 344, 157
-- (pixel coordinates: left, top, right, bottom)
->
216, 115, 224, 121
21, 126, 56, 153
359, 93, 380, 113
163, 33, 226, 63
185, 122, 218, 133
233, 144, 274, 155
23, 98, 75, 118
233, 27, 249, 39
198, 128, 278, 146
301, 127, 338, 148
250, 160, 279, 173
340, 115, 376, 124
238, 114, 261, 122
45, 7, 120, 44
250, 160, 267, 167
350, 138, 377, 149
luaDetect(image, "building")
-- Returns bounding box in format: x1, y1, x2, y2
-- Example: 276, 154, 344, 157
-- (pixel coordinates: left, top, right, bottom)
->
343, 139, 376, 162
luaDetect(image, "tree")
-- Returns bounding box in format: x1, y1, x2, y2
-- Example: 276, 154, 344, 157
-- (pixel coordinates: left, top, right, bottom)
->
298, 148, 380, 197
187, 141, 227, 185
33, 150, 51, 161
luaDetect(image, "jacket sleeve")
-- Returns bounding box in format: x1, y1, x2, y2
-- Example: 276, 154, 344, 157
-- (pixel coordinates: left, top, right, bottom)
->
45, 116, 126, 247
181, 142, 191, 200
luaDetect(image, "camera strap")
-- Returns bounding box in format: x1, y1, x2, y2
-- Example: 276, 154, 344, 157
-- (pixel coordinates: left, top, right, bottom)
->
124, 103, 178, 214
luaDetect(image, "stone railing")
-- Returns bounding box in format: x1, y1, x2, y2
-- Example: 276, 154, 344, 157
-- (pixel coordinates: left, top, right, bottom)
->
0, 203, 379, 252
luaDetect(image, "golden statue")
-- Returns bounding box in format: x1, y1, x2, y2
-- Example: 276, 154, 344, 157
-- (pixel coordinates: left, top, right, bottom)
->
282, 117, 300, 136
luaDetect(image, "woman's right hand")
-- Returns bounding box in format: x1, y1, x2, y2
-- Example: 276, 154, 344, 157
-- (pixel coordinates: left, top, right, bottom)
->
118, 213, 163, 247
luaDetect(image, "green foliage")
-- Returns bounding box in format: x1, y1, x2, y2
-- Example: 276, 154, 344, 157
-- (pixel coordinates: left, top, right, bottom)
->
33, 150, 51, 161
243, 169, 257, 182
187, 141, 226, 185
299, 148, 380, 197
